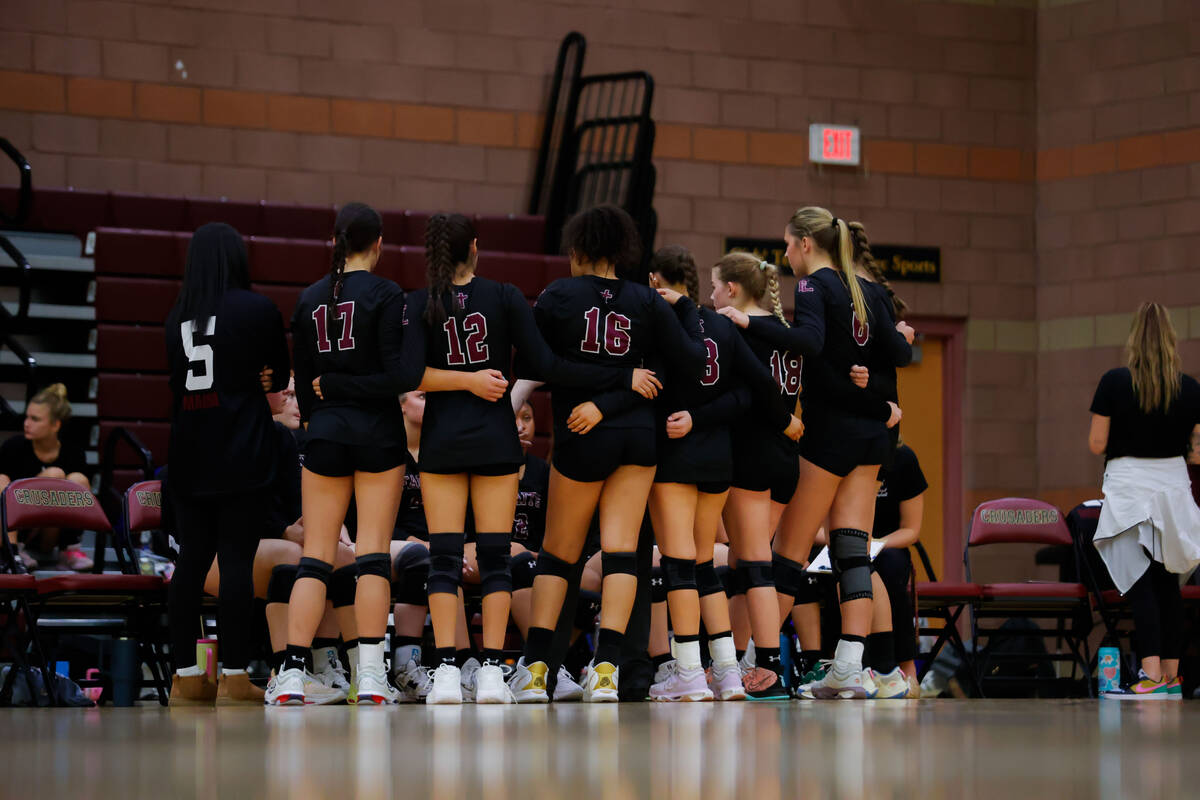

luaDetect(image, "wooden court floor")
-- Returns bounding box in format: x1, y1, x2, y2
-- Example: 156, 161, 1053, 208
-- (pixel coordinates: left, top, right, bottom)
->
1, 700, 1196, 799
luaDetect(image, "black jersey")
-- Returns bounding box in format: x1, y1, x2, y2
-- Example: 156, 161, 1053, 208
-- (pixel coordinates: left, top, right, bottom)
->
400, 276, 633, 472
394, 447, 427, 541
265, 422, 301, 539
531, 275, 706, 441
728, 313, 804, 459
292, 270, 410, 449
165, 288, 290, 497
513, 453, 550, 551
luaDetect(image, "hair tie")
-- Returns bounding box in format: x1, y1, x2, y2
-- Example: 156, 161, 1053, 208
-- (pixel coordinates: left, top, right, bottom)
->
758, 260, 770, 272
830, 216, 840, 230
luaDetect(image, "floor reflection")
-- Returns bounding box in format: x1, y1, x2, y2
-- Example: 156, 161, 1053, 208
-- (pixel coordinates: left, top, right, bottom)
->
2, 700, 1198, 800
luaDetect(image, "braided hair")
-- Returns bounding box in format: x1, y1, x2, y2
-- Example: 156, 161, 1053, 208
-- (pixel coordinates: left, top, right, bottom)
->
848, 220, 907, 319
328, 202, 382, 328
423, 213, 476, 327
650, 244, 699, 303
714, 252, 786, 325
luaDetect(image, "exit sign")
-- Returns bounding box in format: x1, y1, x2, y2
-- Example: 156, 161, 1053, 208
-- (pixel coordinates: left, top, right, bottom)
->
809, 124, 860, 166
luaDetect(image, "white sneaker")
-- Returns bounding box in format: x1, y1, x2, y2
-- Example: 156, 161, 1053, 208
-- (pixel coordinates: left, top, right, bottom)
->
314, 654, 351, 694
583, 661, 619, 703
738, 642, 756, 676
870, 668, 909, 699
265, 667, 306, 706
356, 664, 400, 705
393, 660, 433, 703
507, 659, 549, 704
459, 658, 481, 703
553, 666, 585, 702
475, 664, 514, 704
426, 663, 463, 705
653, 659, 675, 686
807, 662, 870, 699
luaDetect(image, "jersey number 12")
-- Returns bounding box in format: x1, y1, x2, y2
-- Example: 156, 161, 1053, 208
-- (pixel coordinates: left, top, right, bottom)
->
445, 312, 490, 365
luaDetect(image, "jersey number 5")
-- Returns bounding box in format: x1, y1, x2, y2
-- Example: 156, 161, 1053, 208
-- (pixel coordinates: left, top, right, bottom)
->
581, 307, 631, 356
313, 302, 357, 353
445, 312, 489, 365
181, 317, 216, 391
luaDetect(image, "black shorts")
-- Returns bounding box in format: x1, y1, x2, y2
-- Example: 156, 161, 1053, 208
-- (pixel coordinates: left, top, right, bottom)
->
553, 427, 655, 483
303, 439, 407, 478
654, 428, 732, 489
731, 435, 798, 504
800, 428, 891, 478
420, 462, 521, 477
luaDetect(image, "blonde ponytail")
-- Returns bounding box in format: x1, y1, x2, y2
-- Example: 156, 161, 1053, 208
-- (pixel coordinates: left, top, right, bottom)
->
32, 383, 71, 424
764, 263, 787, 325
832, 217, 868, 328
787, 206, 870, 329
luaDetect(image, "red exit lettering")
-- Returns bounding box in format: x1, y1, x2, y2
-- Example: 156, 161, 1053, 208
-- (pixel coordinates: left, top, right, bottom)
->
822, 129, 852, 161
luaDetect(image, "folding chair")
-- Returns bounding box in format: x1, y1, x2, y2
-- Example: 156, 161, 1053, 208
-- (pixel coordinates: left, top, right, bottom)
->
0, 567, 48, 705
966, 498, 1092, 697
3, 478, 171, 705
912, 540, 981, 690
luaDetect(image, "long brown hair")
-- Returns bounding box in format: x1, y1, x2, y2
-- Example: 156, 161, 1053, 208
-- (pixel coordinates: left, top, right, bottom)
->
423, 213, 476, 327
650, 245, 699, 303
1127, 302, 1182, 414
847, 220, 907, 319
715, 251, 786, 325
786, 206, 867, 327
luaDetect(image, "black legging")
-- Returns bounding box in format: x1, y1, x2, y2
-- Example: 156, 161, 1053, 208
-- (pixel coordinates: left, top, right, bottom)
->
873, 548, 916, 663
1127, 560, 1183, 661
168, 489, 265, 671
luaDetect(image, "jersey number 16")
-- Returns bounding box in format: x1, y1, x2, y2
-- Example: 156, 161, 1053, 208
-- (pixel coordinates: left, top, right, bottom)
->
581, 307, 631, 356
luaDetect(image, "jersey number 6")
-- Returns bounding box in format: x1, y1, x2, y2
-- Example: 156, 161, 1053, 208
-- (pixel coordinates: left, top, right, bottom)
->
445, 312, 490, 365
581, 307, 631, 356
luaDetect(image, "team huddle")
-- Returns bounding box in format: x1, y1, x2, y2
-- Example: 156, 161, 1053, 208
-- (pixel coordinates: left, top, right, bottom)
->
164, 200, 921, 707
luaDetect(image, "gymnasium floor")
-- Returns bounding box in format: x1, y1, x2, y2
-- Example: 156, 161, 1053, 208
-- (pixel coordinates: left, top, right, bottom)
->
2, 700, 1196, 799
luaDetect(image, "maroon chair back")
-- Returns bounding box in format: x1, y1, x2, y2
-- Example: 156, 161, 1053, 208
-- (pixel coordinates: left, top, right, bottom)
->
3, 478, 113, 533
125, 481, 163, 533
967, 498, 1071, 548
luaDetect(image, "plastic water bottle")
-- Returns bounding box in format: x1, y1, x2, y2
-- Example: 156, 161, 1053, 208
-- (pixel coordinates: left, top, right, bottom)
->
111, 637, 138, 706
1098, 644, 1120, 694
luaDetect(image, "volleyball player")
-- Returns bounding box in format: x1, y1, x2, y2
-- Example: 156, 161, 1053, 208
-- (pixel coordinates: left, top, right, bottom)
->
762, 207, 910, 699
636, 246, 803, 701
165, 222, 290, 706
399, 212, 660, 705
505, 205, 707, 703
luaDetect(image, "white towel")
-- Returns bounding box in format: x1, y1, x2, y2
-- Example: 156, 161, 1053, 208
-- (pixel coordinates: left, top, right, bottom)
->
1094, 456, 1200, 594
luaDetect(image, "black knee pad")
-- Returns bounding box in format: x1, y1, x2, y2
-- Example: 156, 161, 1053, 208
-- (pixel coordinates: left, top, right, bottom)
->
476, 532, 513, 596
330, 564, 358, 608
575, 589, 602, 630
602, 551, 637, 577
697, 560, 723, 597
267, 564, 298, 604
392, 544, 430, 607
717, 564, 743, 598
427, 533, 464, 596
650, 566, 667, 604
393, 541, 431, 573
830, 528, 873, 602
738, 560, 774, 590
356, 552, 391, 581
660, 555, 697, 593
535, 550, 575, 581
511, 550, 537, 591
772, 553, 807, 599
296, 556, 333, 586
794, 572, 824, 605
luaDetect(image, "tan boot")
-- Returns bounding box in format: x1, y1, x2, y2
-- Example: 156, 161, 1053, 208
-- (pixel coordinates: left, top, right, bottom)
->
170, 674, 217, 707
217, 672, 266, 706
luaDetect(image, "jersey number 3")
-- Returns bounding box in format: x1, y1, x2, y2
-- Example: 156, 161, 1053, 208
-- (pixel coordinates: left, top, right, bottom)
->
445, 312, 489, 365
701, 338, 720, 386
313, 302, 357, 353
581, 307, 631, 356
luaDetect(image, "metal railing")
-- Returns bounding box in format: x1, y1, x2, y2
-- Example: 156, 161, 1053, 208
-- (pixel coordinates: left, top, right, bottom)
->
0, 138, 32, 228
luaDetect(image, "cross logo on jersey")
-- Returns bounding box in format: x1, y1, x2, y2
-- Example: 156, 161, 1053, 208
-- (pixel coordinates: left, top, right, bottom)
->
697, 316, 705, 334
456, 291, 468, 309
600, 289, 613, 303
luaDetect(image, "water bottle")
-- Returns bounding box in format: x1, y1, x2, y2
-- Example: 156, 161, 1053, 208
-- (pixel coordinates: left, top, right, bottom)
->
1098, 644, 1120, 694
111, 637, 138, 707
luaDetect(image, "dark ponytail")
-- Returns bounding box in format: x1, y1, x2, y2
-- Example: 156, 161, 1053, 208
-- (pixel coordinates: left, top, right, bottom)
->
423, 213, 476, 328
847, 220, 907, 319
650, 245, 699, 304
329, 202, 382, 327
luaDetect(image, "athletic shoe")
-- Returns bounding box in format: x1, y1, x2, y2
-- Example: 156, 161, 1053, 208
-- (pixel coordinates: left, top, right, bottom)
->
459, 658, 481, 703
796, 659, 831, 694
314, 654, 351, 695
58, 547, 93, 571
869, 668, 909, 699
708, 664, 746, 701
426, 663, 464, 705
356, 664, 399, 705
553, 666, 584, 702
507, 659, 549, 704
1165, 677, 1183, 698
906, 673, 921, 700
806, 663, 870, 699
265, 667, 306, 706
1102, 670, 1173, 700
583, 661, 620, 703
393, 660, 433, 703
738, 642, 756, 676
653, 659, 675, 687
742, 666, 789, 700
476, 664, 515, 704
650, 664, 713, 702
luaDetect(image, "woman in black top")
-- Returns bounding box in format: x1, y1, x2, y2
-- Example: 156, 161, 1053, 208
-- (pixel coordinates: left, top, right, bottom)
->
165, 222, 290, 706
1089, 302, 1200, 698
0, 383, 91, 571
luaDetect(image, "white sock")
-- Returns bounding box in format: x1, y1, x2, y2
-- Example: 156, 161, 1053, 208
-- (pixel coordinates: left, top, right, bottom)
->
348, 646, 359, 682
675, 639, 702, 671
312, 646, 334, 673
221, 668, 246, 676
393, 644, 421, 670
833, 639, 864, 672
359, 642, 385, 672
669, 637, 677, 660
176, 665, 205, 678
709, 636, 737, 668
